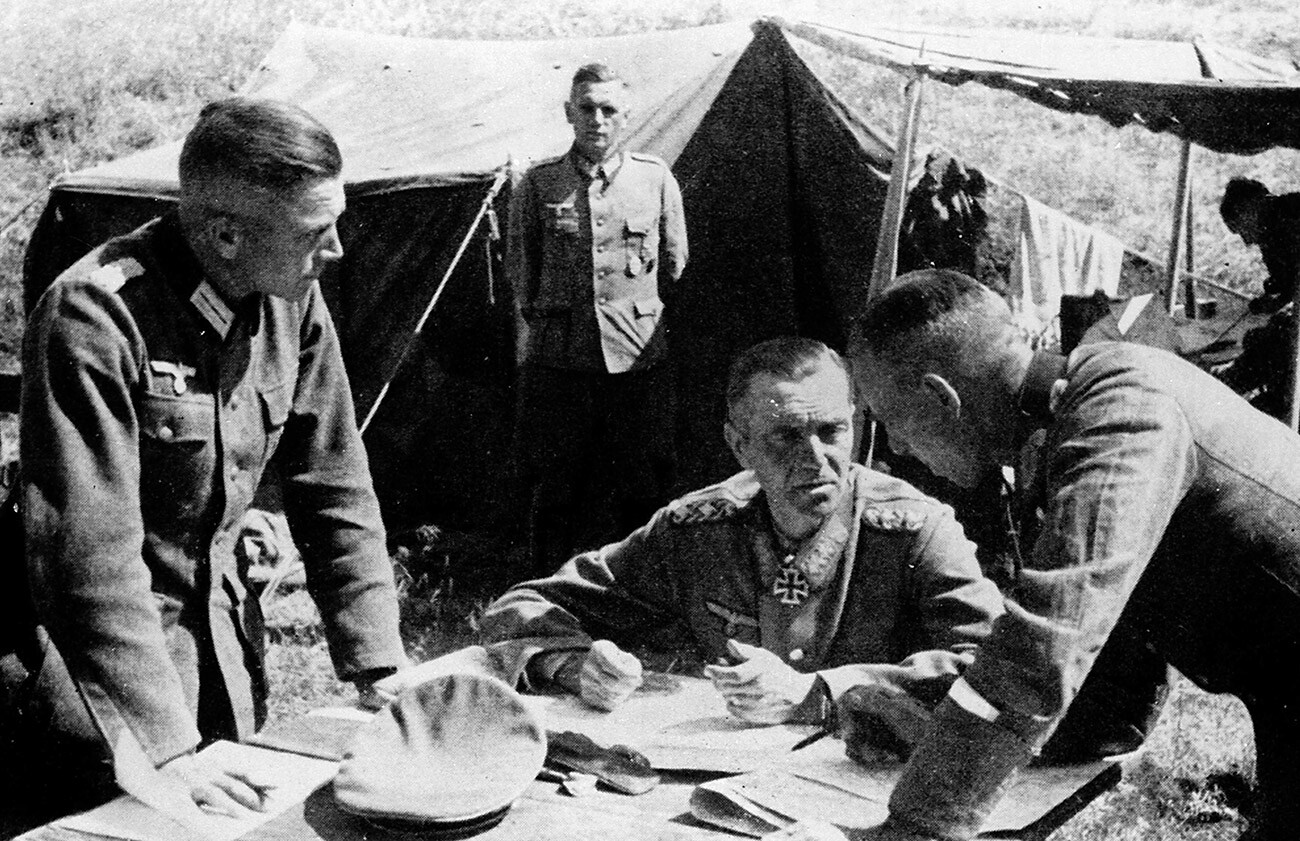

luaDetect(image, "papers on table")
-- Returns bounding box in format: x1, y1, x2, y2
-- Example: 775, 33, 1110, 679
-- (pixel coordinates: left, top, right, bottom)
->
54, 741, 340, 841
524, 673, 821, 772
691, 736, 1118, 838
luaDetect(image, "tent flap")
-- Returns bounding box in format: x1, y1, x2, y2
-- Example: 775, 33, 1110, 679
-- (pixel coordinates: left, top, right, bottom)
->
776, 17, 1300, 154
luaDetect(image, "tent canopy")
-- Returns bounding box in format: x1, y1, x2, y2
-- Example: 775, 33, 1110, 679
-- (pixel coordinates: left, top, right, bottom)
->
28, 20, 896, 531
778, 17, 1300, 155
59, 21, 761, 196
27, 18, 1300, 533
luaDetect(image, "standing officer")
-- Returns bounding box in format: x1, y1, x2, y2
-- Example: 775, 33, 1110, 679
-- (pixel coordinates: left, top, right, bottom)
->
507, 63, 688, 573
771, 269, 1300, 841
6, 97, 406, 824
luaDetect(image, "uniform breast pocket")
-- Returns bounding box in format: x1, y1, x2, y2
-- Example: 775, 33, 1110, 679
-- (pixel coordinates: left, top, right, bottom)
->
624, 219, 657, 277
546, 201, 581, 237
258, 381, 293, 463
139, 392, 217, 522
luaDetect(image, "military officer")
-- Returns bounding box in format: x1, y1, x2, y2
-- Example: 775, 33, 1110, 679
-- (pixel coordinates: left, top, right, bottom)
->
6, 98, 406, 824
481, 337, 1003, 726
507, 62, 689, 574
791, 268, 1300, 841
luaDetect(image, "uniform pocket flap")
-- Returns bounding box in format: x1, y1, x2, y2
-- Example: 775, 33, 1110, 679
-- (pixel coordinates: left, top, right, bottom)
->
141, 393, 215, 444
624, 219, 653, 237
633, 298, 663, 318
258, 381, 293, 429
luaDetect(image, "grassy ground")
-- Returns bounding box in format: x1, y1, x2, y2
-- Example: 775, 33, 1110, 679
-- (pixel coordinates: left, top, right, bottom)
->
3, 1, 1295, 838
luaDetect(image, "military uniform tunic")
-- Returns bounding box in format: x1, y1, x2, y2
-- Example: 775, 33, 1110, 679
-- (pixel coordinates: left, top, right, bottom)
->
16, 213, 406, 778
507, 146, 690, 571
507, 147, 687, 373
481, 464, 1003, 703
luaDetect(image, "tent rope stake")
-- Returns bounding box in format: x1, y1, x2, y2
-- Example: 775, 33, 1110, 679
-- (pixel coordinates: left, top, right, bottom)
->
359, 168, 509, 436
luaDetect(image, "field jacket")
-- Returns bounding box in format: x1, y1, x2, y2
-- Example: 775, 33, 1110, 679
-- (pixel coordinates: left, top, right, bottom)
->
481, 464, 1003, 704
19, 213, 405, 769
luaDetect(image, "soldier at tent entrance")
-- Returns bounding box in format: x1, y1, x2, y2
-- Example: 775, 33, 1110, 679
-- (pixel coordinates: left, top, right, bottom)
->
480, 337, 1005, 750
507, 62, 689, 575
2, 97, 406, 825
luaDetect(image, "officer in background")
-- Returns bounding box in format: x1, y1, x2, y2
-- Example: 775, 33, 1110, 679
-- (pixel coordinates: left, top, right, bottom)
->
1214, 177, 1300, 418
507, 63, 688, 574
481, 337, 1003, 732
5, 97, 406, 825
1220, 176, 1300, 316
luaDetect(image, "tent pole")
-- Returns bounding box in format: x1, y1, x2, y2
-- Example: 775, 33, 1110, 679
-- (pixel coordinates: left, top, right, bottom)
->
867, 70, 924, 302
359, 168, 509, 436
1164, 139, 1193, 317
1289, 289, 1300, 432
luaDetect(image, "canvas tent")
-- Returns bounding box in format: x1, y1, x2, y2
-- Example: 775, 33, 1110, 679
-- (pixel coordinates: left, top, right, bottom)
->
25, 16, 1300, 533
24, 20, 898, 533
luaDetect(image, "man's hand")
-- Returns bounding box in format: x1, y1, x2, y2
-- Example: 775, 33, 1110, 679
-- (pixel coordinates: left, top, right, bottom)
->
703, 639, 817, 724
573, 639, 643, 711
159, 752, 276, 816
838, 684, 933, 765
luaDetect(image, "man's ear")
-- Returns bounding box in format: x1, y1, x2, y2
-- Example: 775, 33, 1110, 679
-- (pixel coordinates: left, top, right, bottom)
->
563, 98, 577, 126
920, 372, 963, 419
206, 213, 244, 261
723, 420, 749, 469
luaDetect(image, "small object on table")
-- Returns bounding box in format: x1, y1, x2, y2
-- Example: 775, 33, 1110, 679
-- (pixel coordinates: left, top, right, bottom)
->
546, 730, 660, 795
790, 727, 833, 752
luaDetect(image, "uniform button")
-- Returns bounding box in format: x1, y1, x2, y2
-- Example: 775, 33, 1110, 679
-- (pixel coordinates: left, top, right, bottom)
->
596, 245, 605, 253
158, 425, 174, 441
598, 296, 608, 304
596, 218, 605, 227
788, 649, 804, 663
599, 269, 610, 278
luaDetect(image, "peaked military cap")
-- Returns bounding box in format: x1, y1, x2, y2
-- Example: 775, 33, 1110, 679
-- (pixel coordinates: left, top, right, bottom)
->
334, 670, 547, 831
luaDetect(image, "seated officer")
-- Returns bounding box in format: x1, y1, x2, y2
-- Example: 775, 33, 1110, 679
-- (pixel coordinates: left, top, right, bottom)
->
480, 337, 1003, 726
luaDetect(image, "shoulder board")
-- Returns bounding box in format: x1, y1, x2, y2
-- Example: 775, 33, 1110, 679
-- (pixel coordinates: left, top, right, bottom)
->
528, 152, 568, 170
862, 506, 927, 534
87, 257, 145, 293
668, 494, 740, 526
667, 473, 759, 527
628, 151, 668, 168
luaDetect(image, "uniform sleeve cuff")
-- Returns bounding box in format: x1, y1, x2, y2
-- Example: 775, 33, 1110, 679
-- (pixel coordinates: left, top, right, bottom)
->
888, 695, 1035, 840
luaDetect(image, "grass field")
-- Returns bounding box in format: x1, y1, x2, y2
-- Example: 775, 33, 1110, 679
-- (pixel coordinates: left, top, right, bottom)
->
3, 0, 1297, 838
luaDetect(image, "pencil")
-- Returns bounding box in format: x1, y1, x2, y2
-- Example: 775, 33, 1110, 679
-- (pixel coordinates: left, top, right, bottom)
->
790, 727, 832, 751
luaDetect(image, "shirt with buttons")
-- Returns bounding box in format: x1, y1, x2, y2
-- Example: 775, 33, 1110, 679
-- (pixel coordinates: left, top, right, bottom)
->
507, 146, 688, 373
20, 212, 405, 767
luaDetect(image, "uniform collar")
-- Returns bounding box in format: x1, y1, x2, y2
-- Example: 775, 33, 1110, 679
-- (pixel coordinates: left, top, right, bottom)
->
189, 279, 237, 339
150, 212, 241, 340
753, 474, 855, 591
569, 147, 624, 184
1017, 351, 1067, 426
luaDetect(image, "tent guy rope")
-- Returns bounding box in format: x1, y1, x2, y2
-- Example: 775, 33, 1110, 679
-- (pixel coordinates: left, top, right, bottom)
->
359, 167, 509, 436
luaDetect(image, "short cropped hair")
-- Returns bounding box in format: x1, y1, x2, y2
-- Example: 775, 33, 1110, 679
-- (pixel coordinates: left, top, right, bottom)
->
854, 269, 1013, 376
571, 63, 626, 88
178, 97, 342, 192
726, 337, 849, 423
1220, 177, 1270, 221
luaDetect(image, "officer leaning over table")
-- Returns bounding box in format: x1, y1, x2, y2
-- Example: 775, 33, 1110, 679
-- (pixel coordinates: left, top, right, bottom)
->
769, 269, 1300, 841
479, 336, 1004, 736
1, 97, 406, 825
